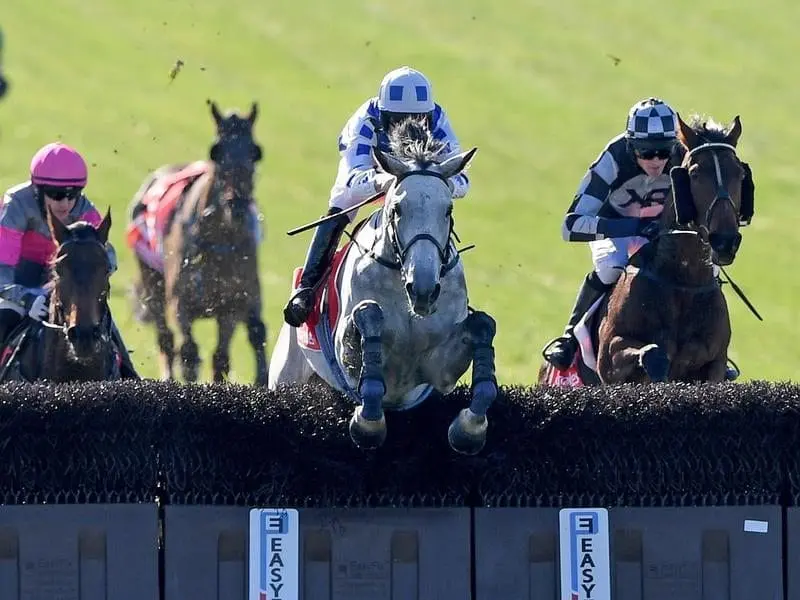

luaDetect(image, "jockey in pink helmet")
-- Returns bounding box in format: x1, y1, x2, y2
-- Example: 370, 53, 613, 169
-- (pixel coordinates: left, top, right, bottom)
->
0, 142, 137, 378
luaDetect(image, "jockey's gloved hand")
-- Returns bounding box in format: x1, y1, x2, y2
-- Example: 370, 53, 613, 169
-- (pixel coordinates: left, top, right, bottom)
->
21, 293, 48, 322
636, 218, 661, 240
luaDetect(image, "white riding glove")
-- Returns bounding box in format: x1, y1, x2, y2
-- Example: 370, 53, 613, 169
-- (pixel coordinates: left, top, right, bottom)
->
21, 293, 48, 321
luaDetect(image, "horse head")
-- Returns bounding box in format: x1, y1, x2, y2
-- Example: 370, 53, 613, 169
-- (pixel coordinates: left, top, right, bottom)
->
47, 208, 113, 359
373, 117, 476, 316
205, 99, 262, 228
669, 113, 749, 266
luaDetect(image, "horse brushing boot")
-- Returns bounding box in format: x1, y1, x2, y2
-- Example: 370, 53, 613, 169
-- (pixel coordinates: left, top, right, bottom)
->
283, 207, 350, 328
542, 271, 610, 369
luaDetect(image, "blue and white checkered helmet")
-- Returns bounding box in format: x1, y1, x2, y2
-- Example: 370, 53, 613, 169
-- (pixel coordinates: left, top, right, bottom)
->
377, 66, 435, 130
625, 97, 678, 149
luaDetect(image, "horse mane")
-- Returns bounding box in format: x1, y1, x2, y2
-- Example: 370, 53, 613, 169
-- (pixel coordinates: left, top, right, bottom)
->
388, 117, 446, 166
685, 114, 733, 144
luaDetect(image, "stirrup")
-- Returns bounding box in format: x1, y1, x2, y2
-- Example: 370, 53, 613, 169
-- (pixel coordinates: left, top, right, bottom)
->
541, 335, 577, 367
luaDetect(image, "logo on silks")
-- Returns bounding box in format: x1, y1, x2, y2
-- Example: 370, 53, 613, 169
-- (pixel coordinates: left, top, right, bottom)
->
249, 509, 299, 600
558, 508, 611, 600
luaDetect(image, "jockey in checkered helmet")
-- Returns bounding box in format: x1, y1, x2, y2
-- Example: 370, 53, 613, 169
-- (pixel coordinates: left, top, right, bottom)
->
624, 97, 679, 160
282, 65, 470, 328
541, 96, 740, 381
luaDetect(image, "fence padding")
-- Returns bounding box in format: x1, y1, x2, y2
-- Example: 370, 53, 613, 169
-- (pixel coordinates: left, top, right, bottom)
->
160, 381, 480, 507
1, 379, 799, 508
477, 382, 795, 507
0, 381, 161, 503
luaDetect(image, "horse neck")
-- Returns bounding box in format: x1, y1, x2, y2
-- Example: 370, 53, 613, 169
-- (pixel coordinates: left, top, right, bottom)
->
650, 234, 715, 286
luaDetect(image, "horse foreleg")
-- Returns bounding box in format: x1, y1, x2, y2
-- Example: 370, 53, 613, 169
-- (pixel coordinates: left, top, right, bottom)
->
600, 335, 670, 383
246, 308, 269, 386
681, 355, 728, 383
176, 307, 200, 382
139, 262, 175, 380
448, 310, 498, 456
348, 300, 387, 449
213, 313, 236, 382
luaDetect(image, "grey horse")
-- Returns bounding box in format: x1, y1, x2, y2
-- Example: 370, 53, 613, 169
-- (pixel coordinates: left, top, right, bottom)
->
268, 118, 498, 455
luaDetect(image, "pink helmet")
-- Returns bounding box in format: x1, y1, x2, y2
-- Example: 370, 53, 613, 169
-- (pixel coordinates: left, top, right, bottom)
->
30, 142, 88, 188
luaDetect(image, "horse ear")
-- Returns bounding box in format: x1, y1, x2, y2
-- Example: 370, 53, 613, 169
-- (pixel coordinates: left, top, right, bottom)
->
47, 207, 69, 245
438, 147, 478, 180
676, 113, 699, 149
207, 99, 223, 126
96, 208, 112, 244
372, 147, 409, 177
248, 102, 259, 125
726, 115, 742, 147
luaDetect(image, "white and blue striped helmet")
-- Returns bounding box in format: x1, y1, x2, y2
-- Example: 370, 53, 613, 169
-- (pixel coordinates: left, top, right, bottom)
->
625, 97, 678, 149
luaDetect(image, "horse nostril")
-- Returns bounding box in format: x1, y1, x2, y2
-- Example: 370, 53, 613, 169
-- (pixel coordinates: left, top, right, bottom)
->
67, 326, 78, 343
405, 281, 414, 297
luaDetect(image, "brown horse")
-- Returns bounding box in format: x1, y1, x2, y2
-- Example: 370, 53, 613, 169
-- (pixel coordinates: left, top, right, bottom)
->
129, 100, 268, 384
539, 113, 752, 385
0, 209, 120, 382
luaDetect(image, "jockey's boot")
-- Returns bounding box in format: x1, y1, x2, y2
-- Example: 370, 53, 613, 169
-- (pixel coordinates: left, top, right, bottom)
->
283, 207, 350, 327
0, 309, 22, 348
109, 318, 139, 379
542, 271, 611, 370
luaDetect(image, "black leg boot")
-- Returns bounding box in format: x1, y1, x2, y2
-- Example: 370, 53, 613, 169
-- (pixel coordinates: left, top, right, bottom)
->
542, 271, 611, 369
283, 207, 350, 327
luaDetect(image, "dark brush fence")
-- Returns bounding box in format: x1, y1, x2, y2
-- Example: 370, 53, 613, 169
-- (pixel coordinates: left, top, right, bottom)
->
0, 379, 799, 507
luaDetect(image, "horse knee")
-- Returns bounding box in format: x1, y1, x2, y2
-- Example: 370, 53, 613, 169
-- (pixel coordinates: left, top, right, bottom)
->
247, 317, 267, 347
466, 310, 496, 346
157, 331, 174, 356
180, 339, 199, 364
352, 300, 383, 337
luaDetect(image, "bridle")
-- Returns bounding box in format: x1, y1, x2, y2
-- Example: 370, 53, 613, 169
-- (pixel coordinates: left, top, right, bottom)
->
41, 236, 112, 342
684, 142, 741, 234
354, 168, 462, 279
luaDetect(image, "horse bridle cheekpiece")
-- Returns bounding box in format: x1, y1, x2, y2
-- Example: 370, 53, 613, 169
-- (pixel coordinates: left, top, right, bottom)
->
379, 168, 460, 278
44, 237, 113, 336
670, 143, 754, 228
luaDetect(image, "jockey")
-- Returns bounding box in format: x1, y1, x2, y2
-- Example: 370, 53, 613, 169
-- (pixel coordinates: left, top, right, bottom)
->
541, 97, 742, 381
283, 65, 471, 327
0, 142, 138, 378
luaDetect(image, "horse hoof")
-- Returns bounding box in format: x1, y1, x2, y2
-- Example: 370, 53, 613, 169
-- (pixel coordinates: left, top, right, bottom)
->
640, 344, 670, 382
349, 406, 387, 449
448, 408, 488, 456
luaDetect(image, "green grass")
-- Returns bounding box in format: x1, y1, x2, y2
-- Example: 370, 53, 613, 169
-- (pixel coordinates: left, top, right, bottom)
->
1, 0, 798, 383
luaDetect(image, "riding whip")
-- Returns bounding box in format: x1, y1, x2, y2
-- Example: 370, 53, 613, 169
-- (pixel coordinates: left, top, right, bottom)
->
286, 192, 386, 236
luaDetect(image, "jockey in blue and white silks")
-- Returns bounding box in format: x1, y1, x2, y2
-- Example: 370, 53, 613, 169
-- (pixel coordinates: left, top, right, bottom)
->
283, 65, 471, 327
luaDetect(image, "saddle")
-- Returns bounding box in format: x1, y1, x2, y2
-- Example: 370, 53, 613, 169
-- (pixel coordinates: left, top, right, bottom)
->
126, 161, 210, 269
